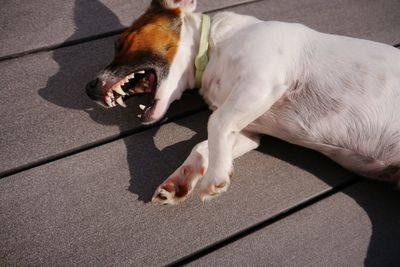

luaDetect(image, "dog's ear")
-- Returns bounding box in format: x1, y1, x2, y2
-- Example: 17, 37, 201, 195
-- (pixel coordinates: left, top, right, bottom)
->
158, 0, 197, 13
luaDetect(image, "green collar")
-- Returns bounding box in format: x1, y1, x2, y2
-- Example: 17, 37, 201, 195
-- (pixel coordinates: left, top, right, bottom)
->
194, 14, 211, 88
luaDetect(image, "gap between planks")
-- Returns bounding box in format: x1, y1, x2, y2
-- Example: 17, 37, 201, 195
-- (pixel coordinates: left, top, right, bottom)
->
167, 176, 361, 266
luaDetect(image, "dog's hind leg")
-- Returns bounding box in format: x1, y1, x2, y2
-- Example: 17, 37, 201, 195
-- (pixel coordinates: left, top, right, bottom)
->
152, 131, 260, 205
199, 84, 288, 202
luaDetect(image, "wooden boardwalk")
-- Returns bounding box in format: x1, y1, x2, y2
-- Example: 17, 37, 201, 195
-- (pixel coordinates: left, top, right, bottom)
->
1, 0, 399, 265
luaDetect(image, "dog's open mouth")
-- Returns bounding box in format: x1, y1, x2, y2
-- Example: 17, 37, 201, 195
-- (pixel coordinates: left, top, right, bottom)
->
105, 69, 158, 118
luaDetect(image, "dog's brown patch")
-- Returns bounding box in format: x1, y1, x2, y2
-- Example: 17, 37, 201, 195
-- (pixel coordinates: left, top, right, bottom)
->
112, 3, 182, 67
162, 181, 176, 194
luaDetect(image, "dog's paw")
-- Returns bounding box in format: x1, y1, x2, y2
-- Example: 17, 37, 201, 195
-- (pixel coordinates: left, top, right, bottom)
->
199, 174, 231, 203
152, 165, 203, 205
152, 180, 188, 205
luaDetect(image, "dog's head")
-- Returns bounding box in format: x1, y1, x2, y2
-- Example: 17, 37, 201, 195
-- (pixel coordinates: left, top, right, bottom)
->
86, 0, 199, 124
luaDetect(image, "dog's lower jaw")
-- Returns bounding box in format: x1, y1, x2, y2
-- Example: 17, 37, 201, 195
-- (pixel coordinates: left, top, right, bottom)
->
139, 82, 187, 125
140, 99, 164, 125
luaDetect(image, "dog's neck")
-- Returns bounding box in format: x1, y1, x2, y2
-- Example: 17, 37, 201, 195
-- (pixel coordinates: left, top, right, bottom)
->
179, 12, 204, 91
150, 12, 203, 120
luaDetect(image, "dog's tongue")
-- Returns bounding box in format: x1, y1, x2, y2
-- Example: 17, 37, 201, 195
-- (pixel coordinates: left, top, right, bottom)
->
137, 72, 156, 93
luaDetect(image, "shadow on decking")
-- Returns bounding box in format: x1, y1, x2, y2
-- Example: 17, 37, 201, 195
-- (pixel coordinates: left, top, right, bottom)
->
38, 0, 400, 265
259, 137, 400, 266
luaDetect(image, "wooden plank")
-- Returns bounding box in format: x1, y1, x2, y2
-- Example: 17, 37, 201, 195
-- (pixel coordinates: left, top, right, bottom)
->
1, 0, 400, 173
0, 112, 352, 266
0, 0, 259, 59
0, 35, 206, 174
232, 0, 400, 45
190, 180, 400, 266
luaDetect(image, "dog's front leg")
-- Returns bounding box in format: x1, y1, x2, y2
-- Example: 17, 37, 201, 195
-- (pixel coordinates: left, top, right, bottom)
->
199, 84, 288, 202
152, 131, 260, 205
152, 140, 208, 205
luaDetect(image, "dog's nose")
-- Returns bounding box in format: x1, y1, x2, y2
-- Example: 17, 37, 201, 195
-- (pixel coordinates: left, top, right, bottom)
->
86, 78, 102, 101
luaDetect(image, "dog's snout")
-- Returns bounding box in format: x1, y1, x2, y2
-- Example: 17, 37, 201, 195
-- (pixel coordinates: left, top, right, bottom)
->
86, 78, 102, 101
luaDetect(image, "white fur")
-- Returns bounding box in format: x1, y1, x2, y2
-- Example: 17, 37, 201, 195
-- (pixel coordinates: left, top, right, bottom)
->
152, 10, 400, 204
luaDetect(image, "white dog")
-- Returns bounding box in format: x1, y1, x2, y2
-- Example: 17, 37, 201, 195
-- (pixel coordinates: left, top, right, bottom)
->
86, 0, 400, 205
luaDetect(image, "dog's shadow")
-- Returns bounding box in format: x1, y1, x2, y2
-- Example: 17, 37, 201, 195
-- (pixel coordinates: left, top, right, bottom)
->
259, 137, 400, 266
37, 0, 207, 202
38, 0, 399, 265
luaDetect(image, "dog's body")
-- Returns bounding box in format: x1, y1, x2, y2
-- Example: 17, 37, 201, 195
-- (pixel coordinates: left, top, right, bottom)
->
86, 0, 400, 205
202, 12, 400, 180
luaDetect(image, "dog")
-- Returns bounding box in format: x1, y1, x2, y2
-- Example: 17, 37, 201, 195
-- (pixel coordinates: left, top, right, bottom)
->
86, 0, 400, 205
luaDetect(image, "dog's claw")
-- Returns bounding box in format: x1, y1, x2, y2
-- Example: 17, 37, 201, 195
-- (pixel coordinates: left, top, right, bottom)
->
200, 192, 216, 203
199, 177, 230, 203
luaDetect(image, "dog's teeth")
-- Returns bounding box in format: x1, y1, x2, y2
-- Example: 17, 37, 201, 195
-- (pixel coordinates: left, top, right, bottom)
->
137, 114, 142, 118
113, 86, 126, 96
105, 96, 113, 107
139, 104, 146, 110
137, 70, 145, 74
128, 73, 135, 79
116, 97, 127, 108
